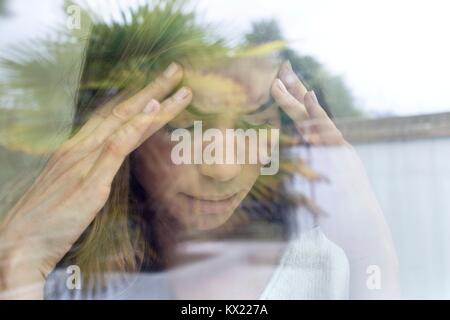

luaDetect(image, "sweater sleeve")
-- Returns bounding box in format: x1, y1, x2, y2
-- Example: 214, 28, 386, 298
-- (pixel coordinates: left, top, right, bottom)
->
260, 226, 350, 300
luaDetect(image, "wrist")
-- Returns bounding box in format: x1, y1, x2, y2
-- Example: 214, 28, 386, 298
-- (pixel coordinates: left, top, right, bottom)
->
0, 236, 46, 299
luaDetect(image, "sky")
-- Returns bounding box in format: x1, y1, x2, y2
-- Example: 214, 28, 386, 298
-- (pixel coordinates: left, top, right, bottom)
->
1, 0, 450, 117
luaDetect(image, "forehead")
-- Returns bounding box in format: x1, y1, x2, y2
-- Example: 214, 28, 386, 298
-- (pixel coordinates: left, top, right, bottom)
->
184, 56, 279, 114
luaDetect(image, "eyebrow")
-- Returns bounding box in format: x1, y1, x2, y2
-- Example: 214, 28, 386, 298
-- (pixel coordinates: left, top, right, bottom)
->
186, 105, 218, 117
186, 97, 276, 118
245, 98, 276, 116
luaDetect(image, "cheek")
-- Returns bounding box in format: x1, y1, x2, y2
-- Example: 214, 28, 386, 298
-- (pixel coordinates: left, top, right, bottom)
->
133, 133, 177, 192
133, 132, 199, 197
240, 164, 262, 191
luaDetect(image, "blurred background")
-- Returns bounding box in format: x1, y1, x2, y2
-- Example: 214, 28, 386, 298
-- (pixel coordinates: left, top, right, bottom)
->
1, 0, 450, 298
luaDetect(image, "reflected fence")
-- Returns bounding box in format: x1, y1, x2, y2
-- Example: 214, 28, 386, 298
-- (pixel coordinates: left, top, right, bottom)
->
335, 112, 450, 143
336, 112, 450, 298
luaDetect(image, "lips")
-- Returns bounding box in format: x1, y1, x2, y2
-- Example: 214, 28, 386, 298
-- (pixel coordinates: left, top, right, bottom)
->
179, 192, 240, 215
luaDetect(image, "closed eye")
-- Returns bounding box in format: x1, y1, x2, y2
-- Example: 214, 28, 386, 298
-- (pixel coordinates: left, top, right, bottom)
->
241, 102, 279, 127
238, 119, 272, 130
165, 122, 195, 133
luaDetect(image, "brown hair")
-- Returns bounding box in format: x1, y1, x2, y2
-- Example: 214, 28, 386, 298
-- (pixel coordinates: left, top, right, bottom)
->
58, 1, 310, 293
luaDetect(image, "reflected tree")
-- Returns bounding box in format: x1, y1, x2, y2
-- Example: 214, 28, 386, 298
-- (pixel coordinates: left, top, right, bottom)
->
0, 0, 9, 16
245, 19, 364, 119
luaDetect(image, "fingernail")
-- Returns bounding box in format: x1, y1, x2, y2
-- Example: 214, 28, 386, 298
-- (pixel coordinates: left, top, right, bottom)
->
282, 62, 297, 85
310, 90, 319, 104
143, 99, 160, 113
163, 62, 179, 78
276, 78, 288, 93
174, 87, 190, 102
285, 60, 293, 71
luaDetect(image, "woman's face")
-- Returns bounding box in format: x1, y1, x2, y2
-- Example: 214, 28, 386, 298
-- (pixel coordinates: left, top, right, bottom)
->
133, 58, 280, 231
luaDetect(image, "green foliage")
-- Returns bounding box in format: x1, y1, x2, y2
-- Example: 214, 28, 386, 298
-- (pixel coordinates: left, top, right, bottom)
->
244, 19, 283, 45
78, 0, 226, 91
0, 0, 226, 155
0, 2, 326, 280
245, 19, 364, 119
0, 0, 9, 16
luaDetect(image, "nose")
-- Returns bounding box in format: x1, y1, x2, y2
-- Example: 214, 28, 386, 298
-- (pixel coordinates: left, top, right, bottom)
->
196, 124, 243, 182
198, 162, 242, 182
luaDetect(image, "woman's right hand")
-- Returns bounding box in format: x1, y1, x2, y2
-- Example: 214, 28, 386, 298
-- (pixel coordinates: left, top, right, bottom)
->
0, 63, 191, 299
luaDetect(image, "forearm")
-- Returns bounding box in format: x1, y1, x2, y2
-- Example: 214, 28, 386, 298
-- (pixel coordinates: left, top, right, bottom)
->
312, 144, 401, 298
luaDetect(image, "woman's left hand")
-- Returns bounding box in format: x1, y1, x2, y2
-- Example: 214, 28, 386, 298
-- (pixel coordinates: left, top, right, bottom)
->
270, 62, 400, 299
270, 61, 345, 146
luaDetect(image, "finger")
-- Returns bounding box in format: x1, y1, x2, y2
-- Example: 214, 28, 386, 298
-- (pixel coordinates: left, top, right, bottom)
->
65, 91, 130, 149
304, 90, 335, 130
86, 99, 161, 187
93, 85, 192, 154
91, 62, 183, 133
116, 62, 183, 117
304, 91, 344, 144
271, 78, 309, 133
137, 86, 193, 144
66, 62, 183, 151
278, 61, 308, 103
87, 86, 192, 187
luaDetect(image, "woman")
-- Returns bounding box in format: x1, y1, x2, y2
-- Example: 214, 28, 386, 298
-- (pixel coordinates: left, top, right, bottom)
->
0, 2, 398, 299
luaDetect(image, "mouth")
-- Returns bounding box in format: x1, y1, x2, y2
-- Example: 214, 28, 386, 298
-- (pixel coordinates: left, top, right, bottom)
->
179, 192, 240, 215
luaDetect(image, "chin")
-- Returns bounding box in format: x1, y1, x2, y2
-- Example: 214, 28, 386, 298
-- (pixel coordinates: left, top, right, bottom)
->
189, 210, 236, 231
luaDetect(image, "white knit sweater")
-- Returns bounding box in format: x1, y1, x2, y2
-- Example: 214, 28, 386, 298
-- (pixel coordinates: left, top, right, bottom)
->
44, 227, 350, 300
260, 227, 349, 299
